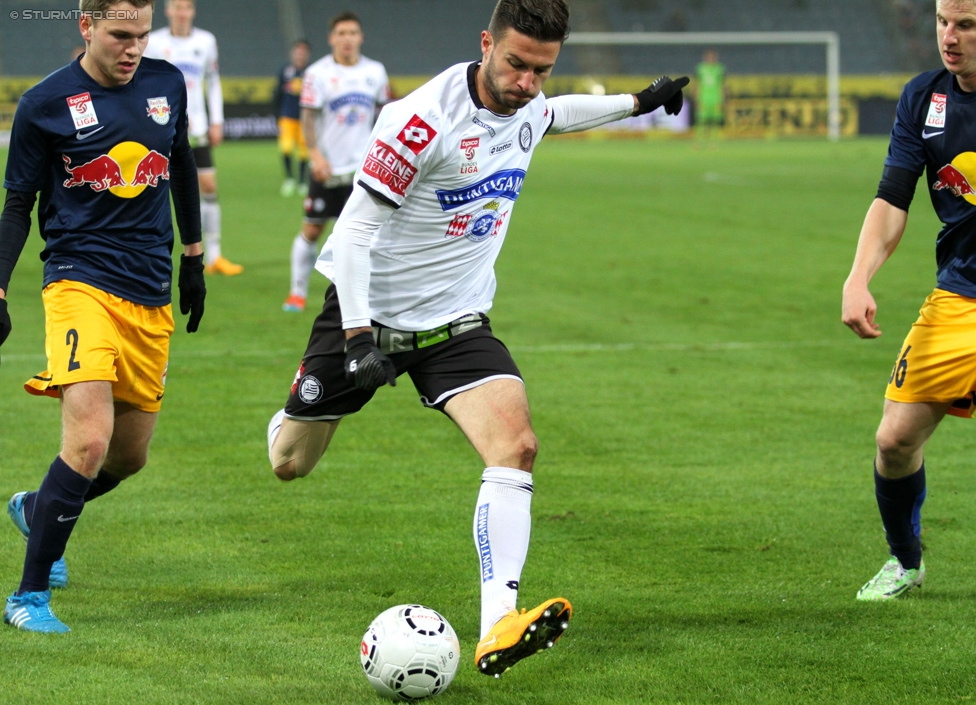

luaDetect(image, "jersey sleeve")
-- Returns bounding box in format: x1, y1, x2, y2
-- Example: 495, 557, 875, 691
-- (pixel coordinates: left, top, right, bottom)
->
356, 105, 440, 208
884, 83, 926, 176
3, 94, 50, 193
376, 65, 392, 107
299, 65, 324, 110
546, 94, 635, 134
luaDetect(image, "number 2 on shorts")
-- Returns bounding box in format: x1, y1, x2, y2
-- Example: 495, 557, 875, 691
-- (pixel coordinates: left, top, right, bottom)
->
66, 328, 81, 372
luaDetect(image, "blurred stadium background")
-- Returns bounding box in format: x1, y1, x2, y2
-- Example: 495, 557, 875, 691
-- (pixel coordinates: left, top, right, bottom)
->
0, 0, 943, 140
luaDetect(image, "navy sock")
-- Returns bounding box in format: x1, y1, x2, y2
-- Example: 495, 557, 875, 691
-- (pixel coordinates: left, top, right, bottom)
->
18, 456, 92, 594
283, 154, 293, 179
874, 462, 926, 570
298, 160, 307, 183
84, 470, 122, 502
22, 491, 36, 528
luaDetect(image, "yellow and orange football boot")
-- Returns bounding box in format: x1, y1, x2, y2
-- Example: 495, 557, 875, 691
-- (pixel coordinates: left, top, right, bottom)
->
474, 597, 572, 677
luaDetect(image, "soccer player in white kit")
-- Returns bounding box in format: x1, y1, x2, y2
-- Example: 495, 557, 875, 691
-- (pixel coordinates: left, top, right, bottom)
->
268, 0, 688, 678
145, 0, 242, 275
282, 12, 389, 313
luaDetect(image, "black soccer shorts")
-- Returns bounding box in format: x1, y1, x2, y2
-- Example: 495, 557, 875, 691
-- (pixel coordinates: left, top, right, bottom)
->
303, 180, 353, 224
284, 285, 523, 420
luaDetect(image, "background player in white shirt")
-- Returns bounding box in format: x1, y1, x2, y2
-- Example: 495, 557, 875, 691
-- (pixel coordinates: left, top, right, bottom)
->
268, 0, 687, 678
146, 0, 242, 276
282, 12, 389, 312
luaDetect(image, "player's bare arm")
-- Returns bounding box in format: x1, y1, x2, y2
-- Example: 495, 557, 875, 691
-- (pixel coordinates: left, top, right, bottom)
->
842, 198, 909, 338
301, 106, 331, 182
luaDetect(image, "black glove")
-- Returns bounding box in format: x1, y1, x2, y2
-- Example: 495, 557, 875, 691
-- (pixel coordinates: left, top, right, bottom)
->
0, 297, 10, 347
344, 331, 396, 391
635, 75, 690, 116
178, 253, 206, 333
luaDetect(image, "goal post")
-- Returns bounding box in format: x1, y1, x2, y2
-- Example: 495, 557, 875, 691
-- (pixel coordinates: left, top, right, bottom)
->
565, 31, 841, 141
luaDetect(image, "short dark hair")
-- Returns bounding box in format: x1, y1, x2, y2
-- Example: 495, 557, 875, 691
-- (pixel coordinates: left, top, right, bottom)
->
80, 0, 154, 15
488, 0, 570, 43
330, 11, 361, 32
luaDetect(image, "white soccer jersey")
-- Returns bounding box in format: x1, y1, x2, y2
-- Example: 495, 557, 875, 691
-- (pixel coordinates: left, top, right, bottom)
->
318, 62, 635, 331
317, 62, 553, 330
300, 54, 390, 177
145, 27, 222, 140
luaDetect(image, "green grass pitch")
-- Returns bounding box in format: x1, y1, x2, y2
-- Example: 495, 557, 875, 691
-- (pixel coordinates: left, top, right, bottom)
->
2, 136, 976, 703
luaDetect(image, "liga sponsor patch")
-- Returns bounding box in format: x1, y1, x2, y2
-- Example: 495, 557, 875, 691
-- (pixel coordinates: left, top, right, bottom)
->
67, 92, 98, 129
926, 93, 947, 129
363, 139, 418, 196
397, 114, 437, 155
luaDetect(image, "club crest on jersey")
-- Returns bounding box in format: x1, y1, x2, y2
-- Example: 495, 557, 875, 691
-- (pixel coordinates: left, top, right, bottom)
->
444, 200, 508, 243
67, 92, 98, 129
397, 115, 437, 155
146, 97, 171, 125
926, 93, 947, 129
460, 137, 480, 175
519, 122, 533, 152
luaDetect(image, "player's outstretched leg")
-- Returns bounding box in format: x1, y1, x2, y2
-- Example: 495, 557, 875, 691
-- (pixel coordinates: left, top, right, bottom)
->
856, 556, 925, 600
474, 597, 571, 677
8, 492, 68, 589
4, 590, 70, 633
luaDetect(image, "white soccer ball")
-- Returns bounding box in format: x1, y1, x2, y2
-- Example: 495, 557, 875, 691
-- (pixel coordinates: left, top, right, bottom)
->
360, 604, 461, 701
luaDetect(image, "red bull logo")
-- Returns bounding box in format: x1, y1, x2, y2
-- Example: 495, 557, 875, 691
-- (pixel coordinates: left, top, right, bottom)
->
62, 153, 125, 192
933, 164, 975, 197
61, 142, 169, 198
130, 150, 170, 187
932, 152, 976, 205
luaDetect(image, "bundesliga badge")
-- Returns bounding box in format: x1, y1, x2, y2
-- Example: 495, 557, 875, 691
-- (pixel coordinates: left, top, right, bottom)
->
146, 97, 171, 125
926, 93, 947, 129
67, 92, 98, 129
460, 137, 480, 175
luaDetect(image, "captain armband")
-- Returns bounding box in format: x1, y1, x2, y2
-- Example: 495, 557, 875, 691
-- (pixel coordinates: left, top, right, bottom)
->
875, 165, 918, 212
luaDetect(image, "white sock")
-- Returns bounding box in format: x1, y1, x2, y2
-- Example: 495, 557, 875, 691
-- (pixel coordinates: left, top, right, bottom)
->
201, 196, 222, 264
290, 233, 318, 298
267, 408, 285, 465
474, 466, 533, 638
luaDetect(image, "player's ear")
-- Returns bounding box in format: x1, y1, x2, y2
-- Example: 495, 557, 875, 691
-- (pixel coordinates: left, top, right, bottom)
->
481, 30, 493, 60
79, 13, 93, 43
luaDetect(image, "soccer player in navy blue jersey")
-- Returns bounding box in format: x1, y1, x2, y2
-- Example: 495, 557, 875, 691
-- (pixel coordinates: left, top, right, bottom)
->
843, 0, 976, 600
0, 0, 205, 632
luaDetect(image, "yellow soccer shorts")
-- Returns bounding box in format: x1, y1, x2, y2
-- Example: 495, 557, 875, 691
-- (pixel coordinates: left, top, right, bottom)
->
885, 288, 976, 418
278, 117, 308, 159
25, 280, 174, 413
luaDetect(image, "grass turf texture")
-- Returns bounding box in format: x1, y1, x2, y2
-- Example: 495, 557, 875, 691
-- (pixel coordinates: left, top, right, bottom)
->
2, 137, 975, 703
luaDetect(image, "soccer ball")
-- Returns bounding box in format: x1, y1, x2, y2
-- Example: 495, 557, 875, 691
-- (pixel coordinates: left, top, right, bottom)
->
360, 604, 460, 701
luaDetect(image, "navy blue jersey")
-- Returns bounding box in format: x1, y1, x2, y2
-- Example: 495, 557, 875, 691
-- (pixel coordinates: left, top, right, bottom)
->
4, 56, 190, 306
275, 63, 305, 120
886, 69, 976, 297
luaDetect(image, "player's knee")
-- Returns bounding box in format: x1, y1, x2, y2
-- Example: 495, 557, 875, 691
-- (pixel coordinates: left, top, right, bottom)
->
272, 455, 318, 481
66, 435, 112, 475
103, 452, 148, 479
875, 425, 922, 469
270, 419, 332, 480
273, 459, 300, 482
510, 431, 538, 471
